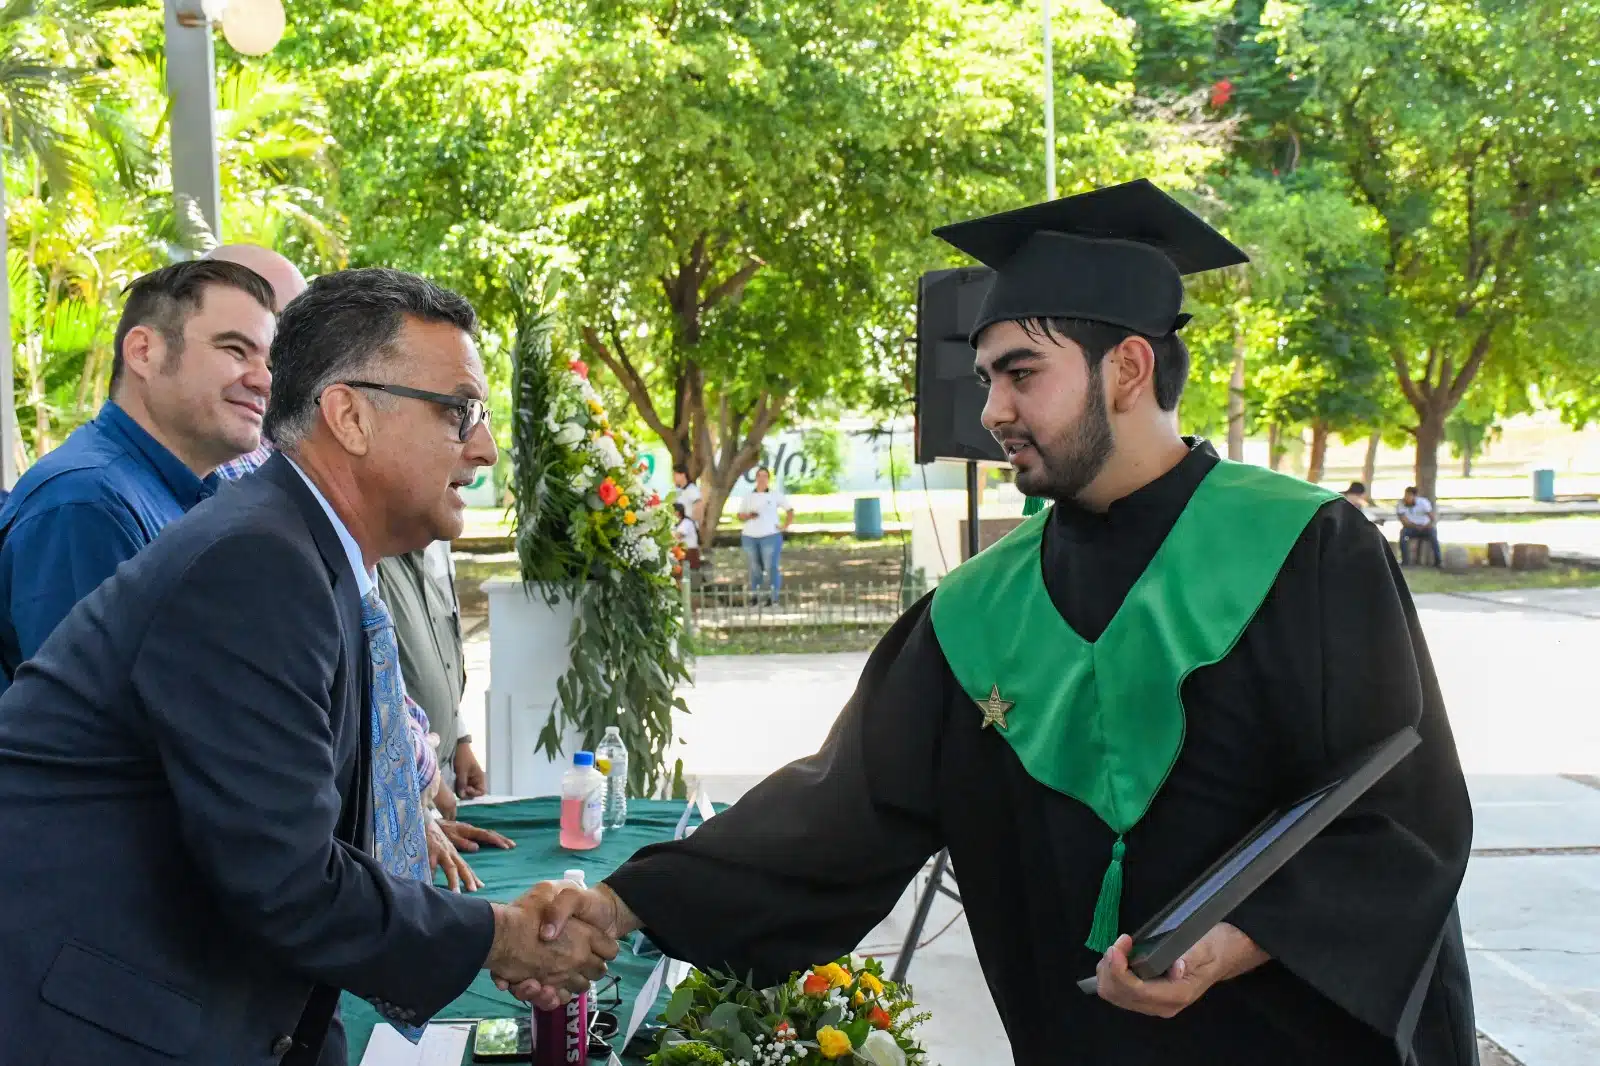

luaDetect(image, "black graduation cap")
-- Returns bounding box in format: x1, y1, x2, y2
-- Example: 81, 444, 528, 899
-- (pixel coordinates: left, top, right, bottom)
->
932, 179, 1248, 347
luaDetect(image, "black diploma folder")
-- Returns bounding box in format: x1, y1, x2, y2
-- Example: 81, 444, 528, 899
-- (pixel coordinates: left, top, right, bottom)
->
1076, 725, 1421, 992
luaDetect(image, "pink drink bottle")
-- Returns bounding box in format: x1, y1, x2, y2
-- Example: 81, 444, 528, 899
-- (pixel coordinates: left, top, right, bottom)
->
532, 869, 590, 1065
559, 752, 604, 850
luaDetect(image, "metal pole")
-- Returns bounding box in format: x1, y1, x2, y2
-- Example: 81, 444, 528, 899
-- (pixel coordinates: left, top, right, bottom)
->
1043, 0, 1056, 200
965, 461, 980, 560
164, 0, 222, 251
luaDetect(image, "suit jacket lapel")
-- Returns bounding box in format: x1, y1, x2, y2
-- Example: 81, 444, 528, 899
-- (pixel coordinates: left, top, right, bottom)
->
257, 453, 374, 852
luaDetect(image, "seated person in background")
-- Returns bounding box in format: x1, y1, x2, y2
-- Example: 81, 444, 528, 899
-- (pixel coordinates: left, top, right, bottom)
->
672, 502, 702, 570
1342, 481, 1370, 509
1396, 485, 1441, 566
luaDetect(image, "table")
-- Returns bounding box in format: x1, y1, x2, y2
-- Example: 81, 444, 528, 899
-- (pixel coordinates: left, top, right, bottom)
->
344, 798, 697, 1065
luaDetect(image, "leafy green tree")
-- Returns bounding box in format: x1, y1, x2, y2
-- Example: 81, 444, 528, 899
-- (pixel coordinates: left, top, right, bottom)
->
532, 0, 1225, 544
1262, 0, 1600, 499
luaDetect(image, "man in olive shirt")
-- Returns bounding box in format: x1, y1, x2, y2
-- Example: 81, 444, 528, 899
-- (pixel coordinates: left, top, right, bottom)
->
377, 541, 491, 817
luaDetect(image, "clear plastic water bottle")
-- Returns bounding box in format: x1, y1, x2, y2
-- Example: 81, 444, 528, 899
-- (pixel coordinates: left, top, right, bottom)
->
596, 726, 629, 829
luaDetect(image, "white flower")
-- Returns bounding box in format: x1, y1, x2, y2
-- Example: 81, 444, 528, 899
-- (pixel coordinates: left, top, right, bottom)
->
543, 414, 562, 434
592, 435, 625, 470
569, 472, 590, 491
553, 422, 585, 446
859, 1030, 906, 1066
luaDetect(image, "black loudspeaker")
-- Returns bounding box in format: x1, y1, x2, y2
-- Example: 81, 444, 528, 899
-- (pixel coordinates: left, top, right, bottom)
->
914, 267, 1006, 465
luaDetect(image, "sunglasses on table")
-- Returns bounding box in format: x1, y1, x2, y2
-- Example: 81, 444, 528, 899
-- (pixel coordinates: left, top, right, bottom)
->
341, 380, 490, 442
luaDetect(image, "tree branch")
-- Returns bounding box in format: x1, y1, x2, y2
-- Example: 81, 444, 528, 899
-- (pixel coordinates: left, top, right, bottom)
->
1390, 348, 1426, 412
581, 324, 678, 451
700, 256, 766, 312
1448, 328, 1496, 408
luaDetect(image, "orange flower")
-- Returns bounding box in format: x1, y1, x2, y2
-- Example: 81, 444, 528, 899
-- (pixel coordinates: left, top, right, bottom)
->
868, 1005, 893, 1030
802, 971, 831, 996
569, 359, 589, 379
597, 479, 620, 506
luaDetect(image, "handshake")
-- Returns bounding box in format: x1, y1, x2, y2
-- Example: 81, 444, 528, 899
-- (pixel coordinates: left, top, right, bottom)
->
483, 879, 643, 1010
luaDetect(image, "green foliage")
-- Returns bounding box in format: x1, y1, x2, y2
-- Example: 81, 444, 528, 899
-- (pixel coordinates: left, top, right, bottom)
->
506, 266, 692, 796
1258, 0, 1600, 494
650, 957, 929, 1066
780, 430, 845, 496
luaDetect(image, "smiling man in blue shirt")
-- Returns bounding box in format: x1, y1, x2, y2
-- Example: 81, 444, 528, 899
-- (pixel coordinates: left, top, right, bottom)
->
0, 258, 277, 691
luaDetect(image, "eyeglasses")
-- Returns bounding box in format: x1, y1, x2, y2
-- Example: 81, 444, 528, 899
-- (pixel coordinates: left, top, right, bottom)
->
341, 381, 489, 442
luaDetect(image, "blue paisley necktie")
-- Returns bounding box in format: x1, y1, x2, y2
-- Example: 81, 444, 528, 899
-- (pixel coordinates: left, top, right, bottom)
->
361, 587, 431, 1043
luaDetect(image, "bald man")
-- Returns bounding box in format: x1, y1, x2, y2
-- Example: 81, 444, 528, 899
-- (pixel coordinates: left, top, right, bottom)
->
206, 243, 308, 307
208, 245, 309, 480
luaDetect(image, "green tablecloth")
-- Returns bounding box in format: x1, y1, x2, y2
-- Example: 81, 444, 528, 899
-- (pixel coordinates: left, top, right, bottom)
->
343, 798, 695, 1065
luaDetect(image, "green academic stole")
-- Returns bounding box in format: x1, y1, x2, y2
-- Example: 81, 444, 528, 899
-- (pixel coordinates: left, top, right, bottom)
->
930, 460, 1336, 951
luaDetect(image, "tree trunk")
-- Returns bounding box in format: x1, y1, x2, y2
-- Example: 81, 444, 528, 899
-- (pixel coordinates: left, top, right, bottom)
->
1413, 410, 1446, 501
1226, 338, 1246, 461
1462, 450, 1472, 478
1361, 428, 1380, 494
1267, 424, 1282, 471
1306, 420, 1329, 483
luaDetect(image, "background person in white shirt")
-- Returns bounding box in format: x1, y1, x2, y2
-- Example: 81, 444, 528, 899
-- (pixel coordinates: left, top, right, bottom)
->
1396, 485, 1441, 566
736, 466, 793, 604
672, 502, 701, 571
672, 464, 704, 528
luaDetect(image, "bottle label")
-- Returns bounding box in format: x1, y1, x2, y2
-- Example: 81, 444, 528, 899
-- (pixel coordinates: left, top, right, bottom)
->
581, 785, 603, 835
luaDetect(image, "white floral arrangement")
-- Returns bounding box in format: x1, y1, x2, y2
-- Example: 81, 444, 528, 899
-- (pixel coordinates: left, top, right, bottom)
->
509, 269, 691, 792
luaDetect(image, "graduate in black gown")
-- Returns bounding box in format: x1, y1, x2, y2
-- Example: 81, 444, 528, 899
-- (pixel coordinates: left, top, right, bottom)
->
524, 182, 1478, 1066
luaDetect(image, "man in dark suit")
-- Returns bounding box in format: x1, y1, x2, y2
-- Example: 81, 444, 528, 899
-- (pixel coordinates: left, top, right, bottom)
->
0, 268, 615, 1066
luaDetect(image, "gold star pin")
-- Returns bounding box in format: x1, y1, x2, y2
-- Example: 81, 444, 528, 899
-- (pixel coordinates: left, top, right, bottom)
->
977, 685, 1013, 730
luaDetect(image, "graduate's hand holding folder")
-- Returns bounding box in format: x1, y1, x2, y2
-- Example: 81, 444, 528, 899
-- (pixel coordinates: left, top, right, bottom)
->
1078, 726, 1422, 1012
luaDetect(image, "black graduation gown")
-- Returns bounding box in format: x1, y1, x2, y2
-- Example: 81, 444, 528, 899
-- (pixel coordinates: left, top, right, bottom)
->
605, 441, 1479, 1066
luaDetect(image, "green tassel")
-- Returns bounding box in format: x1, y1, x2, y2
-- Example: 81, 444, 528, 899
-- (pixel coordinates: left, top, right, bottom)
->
1085, 836, 1126, 953
1022, 495, 1046, 516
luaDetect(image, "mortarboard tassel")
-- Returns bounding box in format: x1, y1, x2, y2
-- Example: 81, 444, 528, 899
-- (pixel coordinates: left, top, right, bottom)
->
1022, 495, 1046, 517
1086, 836, 1126, 953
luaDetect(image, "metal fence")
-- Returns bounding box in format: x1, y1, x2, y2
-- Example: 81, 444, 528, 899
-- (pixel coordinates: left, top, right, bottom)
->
681, 573, 928, 653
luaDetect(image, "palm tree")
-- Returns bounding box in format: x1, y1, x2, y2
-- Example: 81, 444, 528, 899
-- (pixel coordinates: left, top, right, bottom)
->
0, 0, 105, 480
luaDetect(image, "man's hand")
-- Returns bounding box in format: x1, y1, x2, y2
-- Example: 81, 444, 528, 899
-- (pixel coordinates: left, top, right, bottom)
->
455, 740, 487, 799
426, 818, 483, 893
435, 782, 459, 821
441, 818, 515, 854
484, 885, 619, 1001
494, 881, 641, 1009
1092, 924, 1268, 1019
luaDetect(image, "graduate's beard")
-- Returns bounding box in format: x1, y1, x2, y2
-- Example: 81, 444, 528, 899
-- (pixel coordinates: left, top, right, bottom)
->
1016, 366, 1115, 502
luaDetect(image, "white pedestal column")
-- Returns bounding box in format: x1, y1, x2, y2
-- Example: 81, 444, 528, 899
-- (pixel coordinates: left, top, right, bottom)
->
483, 578, 586, 798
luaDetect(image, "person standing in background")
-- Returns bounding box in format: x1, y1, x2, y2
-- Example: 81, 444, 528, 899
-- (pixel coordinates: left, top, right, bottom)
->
736, 466, 793, 605
0, 259, 276, 693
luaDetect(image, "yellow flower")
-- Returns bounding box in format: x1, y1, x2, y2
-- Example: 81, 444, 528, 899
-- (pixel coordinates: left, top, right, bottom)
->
617, 494, 630, 509
587, 399, 605, 415
821, 962, 852, 989
623, 510, 638, 525
859, 972, 884, 996
816, 1027, 852, 1059
853, 990, 865, 1006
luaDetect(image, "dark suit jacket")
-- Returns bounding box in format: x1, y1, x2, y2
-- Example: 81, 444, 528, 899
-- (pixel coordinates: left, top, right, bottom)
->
0, 453, 496, 1066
